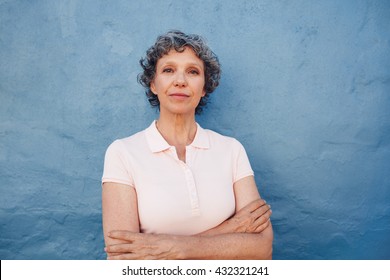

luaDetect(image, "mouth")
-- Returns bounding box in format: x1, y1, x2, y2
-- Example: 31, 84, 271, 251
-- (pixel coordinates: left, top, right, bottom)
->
169, 93, 190, 100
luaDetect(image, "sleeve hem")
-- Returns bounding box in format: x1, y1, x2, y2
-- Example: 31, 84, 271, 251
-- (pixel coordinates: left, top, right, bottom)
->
102, 178, 135, 188
234, 171, 255, 183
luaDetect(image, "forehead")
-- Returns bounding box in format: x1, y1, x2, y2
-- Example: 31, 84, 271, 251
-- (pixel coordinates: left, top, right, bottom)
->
157, 47, 204, 67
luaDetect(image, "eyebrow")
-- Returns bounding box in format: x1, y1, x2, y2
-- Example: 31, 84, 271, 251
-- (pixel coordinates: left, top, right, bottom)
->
159, 60, 204, 69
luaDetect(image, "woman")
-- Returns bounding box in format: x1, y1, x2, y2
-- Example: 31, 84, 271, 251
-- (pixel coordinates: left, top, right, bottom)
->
102, 30, 273, 259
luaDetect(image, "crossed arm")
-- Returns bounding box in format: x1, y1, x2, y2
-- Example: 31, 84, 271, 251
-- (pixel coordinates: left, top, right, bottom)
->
102, 175, 273, 259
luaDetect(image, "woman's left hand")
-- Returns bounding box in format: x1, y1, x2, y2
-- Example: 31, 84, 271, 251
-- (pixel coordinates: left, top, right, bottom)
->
105, 231, 184, 260
227, 199, 272, 233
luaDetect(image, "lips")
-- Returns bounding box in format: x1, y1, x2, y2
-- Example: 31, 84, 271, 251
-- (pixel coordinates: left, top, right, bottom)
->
169, 93, 189, 97
169, 93, 190, 100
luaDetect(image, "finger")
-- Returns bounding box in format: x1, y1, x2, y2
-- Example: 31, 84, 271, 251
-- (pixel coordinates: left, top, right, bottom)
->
247, 210, 272, 233
251, 203, 271, 218
108, 253, 138, 260
105, 243, 135, 254
246, 208, 272, 231
109, 230, 139, 241
255, 208, 272, 223
106, 252, 127, 258
251, 209, 272, 231
253, 218, 271, 233
240, 199, 267, 213
108, 251, 154, 260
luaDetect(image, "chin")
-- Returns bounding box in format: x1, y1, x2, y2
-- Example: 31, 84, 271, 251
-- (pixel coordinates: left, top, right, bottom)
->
166, 106, 196, 115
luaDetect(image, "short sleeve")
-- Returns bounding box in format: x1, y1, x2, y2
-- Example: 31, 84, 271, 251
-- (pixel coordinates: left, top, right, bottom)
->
232, 139, 254, 183
102, 140, 135, 187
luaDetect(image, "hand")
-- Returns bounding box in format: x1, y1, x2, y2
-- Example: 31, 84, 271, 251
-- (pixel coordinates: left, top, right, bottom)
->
105, 231, 184, 260
227, 199, 272, 233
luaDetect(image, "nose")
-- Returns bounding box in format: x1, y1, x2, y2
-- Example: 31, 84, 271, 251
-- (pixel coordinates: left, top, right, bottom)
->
174, 71, 187, 87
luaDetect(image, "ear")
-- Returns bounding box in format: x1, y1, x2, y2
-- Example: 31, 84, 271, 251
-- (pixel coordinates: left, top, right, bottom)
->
150, 81, 157, 95
201, 90, 206, 97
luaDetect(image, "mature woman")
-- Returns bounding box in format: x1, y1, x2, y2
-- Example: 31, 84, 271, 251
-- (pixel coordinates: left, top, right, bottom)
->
102, 30, 273, 259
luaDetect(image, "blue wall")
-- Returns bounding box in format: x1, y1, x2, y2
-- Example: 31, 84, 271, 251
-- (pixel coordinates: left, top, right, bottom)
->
1, 0, 389, 260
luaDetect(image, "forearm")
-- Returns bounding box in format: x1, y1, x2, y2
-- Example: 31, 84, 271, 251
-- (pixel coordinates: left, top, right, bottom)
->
198, 218, 233, 236
182, 224, 273, 260
107, 224, 273, 260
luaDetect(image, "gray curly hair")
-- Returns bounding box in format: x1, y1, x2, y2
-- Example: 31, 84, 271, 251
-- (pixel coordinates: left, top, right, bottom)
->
138, 30, 221, 115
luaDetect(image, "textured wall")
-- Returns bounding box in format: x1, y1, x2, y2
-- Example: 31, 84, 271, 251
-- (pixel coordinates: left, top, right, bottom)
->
1, 0, 389, 259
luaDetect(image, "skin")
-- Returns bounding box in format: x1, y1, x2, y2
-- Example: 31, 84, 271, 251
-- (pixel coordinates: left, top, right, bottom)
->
102, 47, 273, 259
150, 47, 206, 161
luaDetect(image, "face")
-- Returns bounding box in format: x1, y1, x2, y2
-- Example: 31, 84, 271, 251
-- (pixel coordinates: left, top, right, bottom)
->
150, 47, 206, 116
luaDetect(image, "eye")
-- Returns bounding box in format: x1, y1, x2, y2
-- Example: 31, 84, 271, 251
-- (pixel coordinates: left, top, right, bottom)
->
162, 68, 174, 73
188, 69, 200, 75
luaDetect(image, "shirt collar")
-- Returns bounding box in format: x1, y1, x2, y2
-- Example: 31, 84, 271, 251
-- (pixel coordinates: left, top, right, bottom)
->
191, 123, 210, 149
145, 120, 210, 153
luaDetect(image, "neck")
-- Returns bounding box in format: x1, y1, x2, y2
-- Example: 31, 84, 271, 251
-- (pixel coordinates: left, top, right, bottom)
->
156, 113, 197, 148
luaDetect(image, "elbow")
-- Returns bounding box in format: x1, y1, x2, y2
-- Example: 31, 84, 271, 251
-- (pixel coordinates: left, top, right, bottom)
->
264, 235, 273, 260
265, 241, 273, 260
247, 229, 273, 260
260, 224, 274, 260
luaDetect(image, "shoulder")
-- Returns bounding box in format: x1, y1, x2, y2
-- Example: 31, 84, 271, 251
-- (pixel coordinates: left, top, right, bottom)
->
203, 128, 243, 146
201, 127, 246, 154
105, 129, 146, 155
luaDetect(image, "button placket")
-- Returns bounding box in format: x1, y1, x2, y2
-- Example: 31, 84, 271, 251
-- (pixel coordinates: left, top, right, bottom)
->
165, 146, 200, 216
181, 148, 201, 216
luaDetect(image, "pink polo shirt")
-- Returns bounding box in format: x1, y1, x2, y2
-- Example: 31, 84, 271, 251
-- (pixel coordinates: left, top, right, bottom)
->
102, 121, 254, 235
